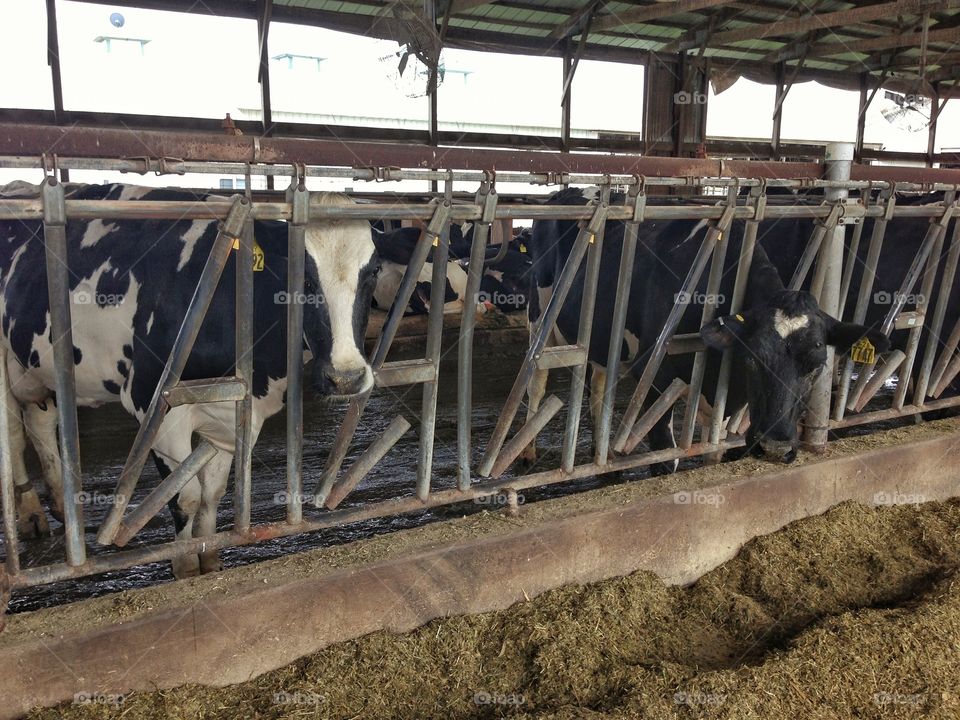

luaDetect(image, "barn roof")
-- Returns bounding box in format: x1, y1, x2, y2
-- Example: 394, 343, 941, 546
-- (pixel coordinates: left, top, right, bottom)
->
74, 0, 960, 95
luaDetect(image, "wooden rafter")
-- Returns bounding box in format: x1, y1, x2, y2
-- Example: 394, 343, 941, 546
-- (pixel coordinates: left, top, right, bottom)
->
695, 0, 954, 49
807, 24, 960, 58
550, 0, 603, 39
591, 0, 737, 33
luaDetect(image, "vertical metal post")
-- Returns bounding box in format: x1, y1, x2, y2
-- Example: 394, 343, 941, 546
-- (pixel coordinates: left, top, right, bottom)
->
0, 349, 20, 575
233, 189, 255, 533
41, 178, 85, 566
837, 187, 870, 320
803, 142, 851, 448
561, 186, 609, 472
44, 0, 69, 181
561, 40, 572, 152
417, 182, 453, 501
286, 182, 308, 524
456, 183, 495, 490
595, 185, 644, 465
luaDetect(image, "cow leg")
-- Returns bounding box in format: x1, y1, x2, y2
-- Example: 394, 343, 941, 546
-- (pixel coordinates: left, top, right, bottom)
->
152, 422, 202, 580
193, 448, 233, 575
519, 366, 548, 467
2, 379, 49, 538
23, 402, 64, 523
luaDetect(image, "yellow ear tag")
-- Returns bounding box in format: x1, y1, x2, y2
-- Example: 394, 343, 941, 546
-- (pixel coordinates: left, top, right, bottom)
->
233, 237, 265, 271
850, 337, 876, 364
519, 243, 527, 253
735, 314, 744, 322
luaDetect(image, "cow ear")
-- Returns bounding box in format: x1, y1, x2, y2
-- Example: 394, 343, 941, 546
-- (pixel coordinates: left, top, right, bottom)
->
826, 322, 891, 355
700, 314, 749, 350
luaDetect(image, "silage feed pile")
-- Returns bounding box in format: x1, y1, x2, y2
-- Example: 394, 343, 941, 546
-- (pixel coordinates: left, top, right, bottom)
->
31, 499, 960, 720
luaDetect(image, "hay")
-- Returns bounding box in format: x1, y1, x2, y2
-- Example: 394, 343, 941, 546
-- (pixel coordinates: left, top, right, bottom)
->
29, 499, 960, 720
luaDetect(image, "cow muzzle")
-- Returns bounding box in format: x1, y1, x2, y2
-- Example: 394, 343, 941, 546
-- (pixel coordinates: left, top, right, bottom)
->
758, 438, 798, 464
317, 365, 372, 397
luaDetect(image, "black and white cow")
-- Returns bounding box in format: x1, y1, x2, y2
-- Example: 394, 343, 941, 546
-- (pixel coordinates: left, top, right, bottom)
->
371, 226, 478, 316
0, 182, 380, 577
522, 187, 889, 468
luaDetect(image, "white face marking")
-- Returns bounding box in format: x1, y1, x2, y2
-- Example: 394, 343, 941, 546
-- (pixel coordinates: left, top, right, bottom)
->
580, 186, 600, 201
306, 196, 375, 392
773, 309, 810, 339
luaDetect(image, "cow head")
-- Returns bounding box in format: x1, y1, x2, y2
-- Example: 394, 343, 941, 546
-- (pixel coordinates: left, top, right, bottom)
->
700, 290, 889, 463
302, 194, 380, 397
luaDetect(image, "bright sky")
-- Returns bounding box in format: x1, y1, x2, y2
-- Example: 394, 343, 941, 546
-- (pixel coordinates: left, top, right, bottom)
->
1, 1, 957, 192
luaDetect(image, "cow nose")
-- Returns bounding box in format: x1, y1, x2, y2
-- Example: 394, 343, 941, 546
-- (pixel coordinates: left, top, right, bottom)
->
759, 439, 797, 464
325, 366, 367, 395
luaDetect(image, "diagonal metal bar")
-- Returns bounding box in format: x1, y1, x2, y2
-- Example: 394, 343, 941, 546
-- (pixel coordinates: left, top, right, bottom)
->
478, 201, 606, 477
97, 195, 250, 546
612, 205, 733, 453
916, 196, 960, 400
315, 199, 451, 505
561, 186, 609, 472
789, 202, 843, 291
680, 200, 734, 449
708, 188, 764, 450
835, 188, 896, 418
113, 441, 219, 547
324, 415, 410, 510
846, 200, 955, 411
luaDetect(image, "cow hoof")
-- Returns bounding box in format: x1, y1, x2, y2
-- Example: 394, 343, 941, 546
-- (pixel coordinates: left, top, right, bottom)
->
18, 512, 51, 539
199, 552, 222, 575
171, 555, 201, 580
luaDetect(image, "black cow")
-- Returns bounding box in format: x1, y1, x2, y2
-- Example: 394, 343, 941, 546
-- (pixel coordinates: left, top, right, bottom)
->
0, 182, 380, 576
522, 187, 888, 468
756, 190, 960, 398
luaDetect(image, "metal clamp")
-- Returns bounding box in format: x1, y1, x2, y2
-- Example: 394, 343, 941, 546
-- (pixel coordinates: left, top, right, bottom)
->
424, 198, 452, 243
628, 176, 647, 223
41, 176, 67, 226
40, 153, 60, 182
535, 171, 570, 186
476, 182, 498, 225
883, 185, 898, 221
156, 157, 185, 176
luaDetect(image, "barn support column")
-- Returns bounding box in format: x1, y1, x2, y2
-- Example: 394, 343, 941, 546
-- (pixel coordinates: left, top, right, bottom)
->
44, 0, 68, 182
771, 62, 785, 159
927, 86, 947, 168
855, 72, 868, 162
256, 0, 274, 189
803, 141, 853, 449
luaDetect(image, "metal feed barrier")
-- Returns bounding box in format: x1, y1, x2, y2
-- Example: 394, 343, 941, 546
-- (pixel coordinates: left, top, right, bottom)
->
1, 137, 960, 614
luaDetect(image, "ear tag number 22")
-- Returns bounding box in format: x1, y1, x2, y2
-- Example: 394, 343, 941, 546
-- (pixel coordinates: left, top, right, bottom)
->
233, 238, 265, 272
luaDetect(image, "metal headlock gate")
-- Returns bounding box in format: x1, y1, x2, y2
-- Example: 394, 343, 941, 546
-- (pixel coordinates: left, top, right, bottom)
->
1, 135, 960, 610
